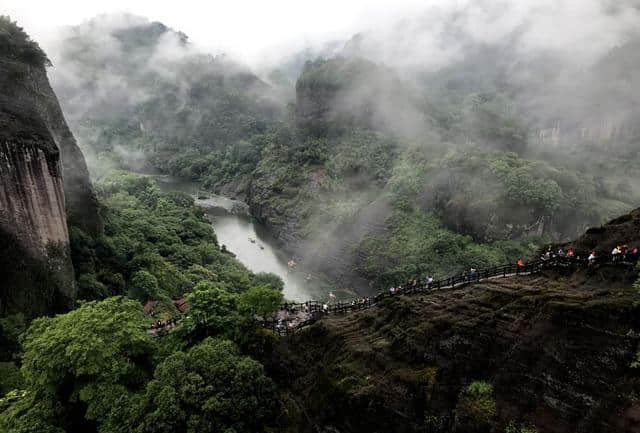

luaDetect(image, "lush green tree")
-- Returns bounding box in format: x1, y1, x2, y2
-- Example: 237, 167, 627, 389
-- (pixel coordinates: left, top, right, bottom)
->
179, 282, 240, 341
129, 270, 161, 302
77, 273, 111, 301
0, 390, 63, 433
239, 286, 284, 322
136, 338, 279, 433
70, 173, 257, 303
1, 297, 155, 432
251, 272, 284, 292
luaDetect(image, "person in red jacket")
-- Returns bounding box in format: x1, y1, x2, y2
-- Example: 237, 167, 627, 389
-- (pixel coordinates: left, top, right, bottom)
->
517, 259, 524, 273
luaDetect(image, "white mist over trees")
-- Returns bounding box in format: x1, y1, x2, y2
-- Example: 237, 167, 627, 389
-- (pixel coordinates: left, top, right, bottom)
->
21, 0, 640, 290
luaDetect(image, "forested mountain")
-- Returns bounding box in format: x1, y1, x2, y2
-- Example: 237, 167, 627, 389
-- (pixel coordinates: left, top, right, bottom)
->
49, 14, 282, 173
48, 13, 640, 291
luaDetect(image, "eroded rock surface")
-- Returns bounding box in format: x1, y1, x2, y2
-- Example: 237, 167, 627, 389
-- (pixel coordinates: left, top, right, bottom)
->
0, 21, 100, 316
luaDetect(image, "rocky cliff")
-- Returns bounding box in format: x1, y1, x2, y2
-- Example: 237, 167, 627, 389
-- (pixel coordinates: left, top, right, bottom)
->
272, 271, 640, 433
0, 18, 100, 316
270, 211, 640, 432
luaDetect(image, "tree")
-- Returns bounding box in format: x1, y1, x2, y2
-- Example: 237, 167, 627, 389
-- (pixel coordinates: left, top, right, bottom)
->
1, 297, 155, 432
239, 286, 283, 322
179, 282, 240, 341
0, 16, 51, 67
136, 338, 279, 433
252, 272, 284, 292
129, 270, 160, 302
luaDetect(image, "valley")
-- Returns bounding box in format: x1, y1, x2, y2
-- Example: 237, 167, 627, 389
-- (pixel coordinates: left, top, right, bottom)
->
2, 5, 640, 433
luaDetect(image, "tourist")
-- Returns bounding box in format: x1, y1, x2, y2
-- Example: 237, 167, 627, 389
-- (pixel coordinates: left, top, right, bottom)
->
567, 248, 575, 258
612, 246, 622, 262
621, 244, 629, 260
588, 251, 597, 266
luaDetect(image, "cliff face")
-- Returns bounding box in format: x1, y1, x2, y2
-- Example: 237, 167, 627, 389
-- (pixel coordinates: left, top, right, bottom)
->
1, 53, 101, 235
272, 269, 640, 433
0, 20, 100, 316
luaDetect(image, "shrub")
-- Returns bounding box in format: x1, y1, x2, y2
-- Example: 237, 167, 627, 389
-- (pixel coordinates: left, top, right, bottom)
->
457, 380, 497, 422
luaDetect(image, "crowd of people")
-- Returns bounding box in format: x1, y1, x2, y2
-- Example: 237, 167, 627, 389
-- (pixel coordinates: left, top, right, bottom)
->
535, 244, 639, 266
609, 244, 639, 263
149, 318, 178, 336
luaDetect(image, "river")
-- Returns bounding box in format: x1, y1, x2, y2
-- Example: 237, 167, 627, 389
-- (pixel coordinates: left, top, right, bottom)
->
150, 174, 318, 302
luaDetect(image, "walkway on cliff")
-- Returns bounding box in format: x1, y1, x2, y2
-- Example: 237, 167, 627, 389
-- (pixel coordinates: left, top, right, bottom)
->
265, 253, 639, 335
149, 253, 638, 337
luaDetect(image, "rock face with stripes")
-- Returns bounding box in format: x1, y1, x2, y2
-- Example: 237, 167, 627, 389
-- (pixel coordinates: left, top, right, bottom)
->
0, 20, 100, 316
273, 268, 640, 433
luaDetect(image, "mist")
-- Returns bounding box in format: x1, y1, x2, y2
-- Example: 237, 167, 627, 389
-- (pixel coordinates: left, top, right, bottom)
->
5, 0, 640, 291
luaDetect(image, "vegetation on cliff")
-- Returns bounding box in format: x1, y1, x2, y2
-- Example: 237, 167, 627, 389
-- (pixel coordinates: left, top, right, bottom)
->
0, 16, 50, 67
269, 262, 640, 433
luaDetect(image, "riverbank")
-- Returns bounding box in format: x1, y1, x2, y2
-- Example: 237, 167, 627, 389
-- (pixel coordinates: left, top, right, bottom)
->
145, 173, 352, 302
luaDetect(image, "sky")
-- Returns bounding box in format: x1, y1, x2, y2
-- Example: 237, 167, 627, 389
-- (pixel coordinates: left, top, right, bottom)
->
3, 0, 433, 63
4, 0, 640, 68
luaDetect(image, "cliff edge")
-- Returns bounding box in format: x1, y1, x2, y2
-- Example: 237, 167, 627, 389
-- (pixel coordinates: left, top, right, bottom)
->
0, 17, 100, 316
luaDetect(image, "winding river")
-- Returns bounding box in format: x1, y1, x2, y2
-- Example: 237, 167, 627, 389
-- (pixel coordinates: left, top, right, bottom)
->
151, 175, 314, 301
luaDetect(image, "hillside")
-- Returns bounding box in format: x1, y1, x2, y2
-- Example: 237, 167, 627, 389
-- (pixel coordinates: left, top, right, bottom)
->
3, 6, 640, 433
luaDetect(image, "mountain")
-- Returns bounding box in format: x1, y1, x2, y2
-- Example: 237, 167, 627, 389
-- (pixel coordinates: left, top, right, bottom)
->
48, 13, 282, 173
0, 17, 100, 316
47, 14, 640, 294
